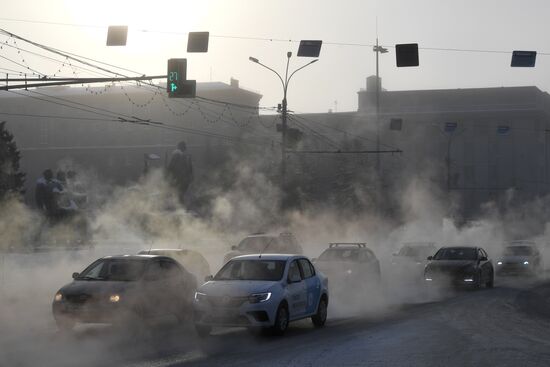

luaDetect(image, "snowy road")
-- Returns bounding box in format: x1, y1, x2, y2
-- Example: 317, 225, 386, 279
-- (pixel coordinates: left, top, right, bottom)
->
4, 277, 550, 367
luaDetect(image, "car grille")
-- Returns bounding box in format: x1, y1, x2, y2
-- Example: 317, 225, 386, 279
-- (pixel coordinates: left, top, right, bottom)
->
204, 315, 250, 325
65, 294, 93, 304
205, 295, 248, 308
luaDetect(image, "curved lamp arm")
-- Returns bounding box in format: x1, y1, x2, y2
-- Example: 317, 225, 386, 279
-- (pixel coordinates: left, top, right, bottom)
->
249, 56, 285, 92
286, 59, 318, 94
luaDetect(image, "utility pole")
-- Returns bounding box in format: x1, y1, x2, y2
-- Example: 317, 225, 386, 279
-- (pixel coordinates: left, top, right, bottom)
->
373, 38, 388, 175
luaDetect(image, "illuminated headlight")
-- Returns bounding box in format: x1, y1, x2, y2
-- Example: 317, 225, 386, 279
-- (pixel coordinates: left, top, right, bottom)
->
523, 261, 529, 265
109, 294, 121, 303
425, 278, 433, 281
194, 292, 207, 302
248, 292, 271, 304
346, 269, 353, 275
54, 293, 63, 302
463, 278, 474, 282
497, 261, 502, 265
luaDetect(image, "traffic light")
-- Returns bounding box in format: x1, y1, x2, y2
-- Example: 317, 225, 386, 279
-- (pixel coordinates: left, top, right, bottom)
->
167, 58, 188, 97
395, 43, 419, 67
187, 32, 209, 52
511, 51, 536, 67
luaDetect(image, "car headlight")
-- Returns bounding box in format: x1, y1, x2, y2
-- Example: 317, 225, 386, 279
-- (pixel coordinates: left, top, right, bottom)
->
54, 293, 63, 302
194, 292, 207, 302
523, 261, 529, 265
346, 269, 353, 275
109, 294, 121, 303
497, 261, 503, 265
248, 292, 271, 304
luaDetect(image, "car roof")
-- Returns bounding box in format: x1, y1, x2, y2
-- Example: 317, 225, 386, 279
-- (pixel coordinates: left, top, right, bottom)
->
244, 234, 278, 239
231, 254, 303, 261
439, 246, 478, 250
402, 242, 436, 247
102, 254, 167, 261
138, 248, 199, 254
505, 244, 537, 249
507, 241, 536, 246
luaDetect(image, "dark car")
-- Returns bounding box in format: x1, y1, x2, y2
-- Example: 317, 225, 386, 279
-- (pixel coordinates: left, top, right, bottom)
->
496, 242, 543, 276
314, 243, 381, 296
424, 246, 494, 288
138, 248, 211, 282
223, 232, 303, 264
52, 255, 197, 331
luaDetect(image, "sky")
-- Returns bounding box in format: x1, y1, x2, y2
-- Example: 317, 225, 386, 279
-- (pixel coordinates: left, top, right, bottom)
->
2, 0, 550, 113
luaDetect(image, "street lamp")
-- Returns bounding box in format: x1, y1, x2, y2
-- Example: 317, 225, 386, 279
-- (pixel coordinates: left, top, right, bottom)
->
249, 52, 318, 205
373, 39, 388, 175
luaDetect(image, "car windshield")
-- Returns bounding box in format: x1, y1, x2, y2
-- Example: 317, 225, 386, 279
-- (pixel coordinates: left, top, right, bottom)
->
433, 248, 477, 260
399, 246, 434, 258
504, 246, 535, 256
77, 259, 146, 281
318, 249, 361, 261
214, 259, 285, 281
237, 236, 278, 252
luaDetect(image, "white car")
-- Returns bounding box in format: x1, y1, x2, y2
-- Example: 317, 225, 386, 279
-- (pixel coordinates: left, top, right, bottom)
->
193, 254, 329, 336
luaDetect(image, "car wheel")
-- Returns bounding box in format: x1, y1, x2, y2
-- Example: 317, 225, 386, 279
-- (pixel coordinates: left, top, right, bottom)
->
486, 272, 494, 288
271, 304, 289, 336
474, 271, 482, 289
195, 324, 212, 338
311, 297, 328, 328
55, 316, 76, 332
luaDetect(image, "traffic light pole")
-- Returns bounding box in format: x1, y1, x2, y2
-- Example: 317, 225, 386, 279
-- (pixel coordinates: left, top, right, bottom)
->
2, 75, 166, 91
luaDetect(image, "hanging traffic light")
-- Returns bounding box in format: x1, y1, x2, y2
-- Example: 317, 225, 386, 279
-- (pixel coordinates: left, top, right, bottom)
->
167, 58, 189, 97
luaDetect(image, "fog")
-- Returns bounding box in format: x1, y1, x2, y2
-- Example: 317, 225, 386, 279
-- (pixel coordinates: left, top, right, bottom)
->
2, 147, 550, 366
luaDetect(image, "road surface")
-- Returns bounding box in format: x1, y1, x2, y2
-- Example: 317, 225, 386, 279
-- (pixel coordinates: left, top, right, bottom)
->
3, 277, 550, 367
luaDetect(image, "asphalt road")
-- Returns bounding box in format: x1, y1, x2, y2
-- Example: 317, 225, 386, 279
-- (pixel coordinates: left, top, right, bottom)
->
4, 277, 550, 367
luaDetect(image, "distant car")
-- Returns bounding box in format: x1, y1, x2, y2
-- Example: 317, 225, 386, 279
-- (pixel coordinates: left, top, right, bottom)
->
424, 246, 494, 288
223, 232, 303, 264
193, 254, 328, 337
496, 242, 543, 276
52, 255, 197, 331
391, 242, 437, 279
314, 243, 380, 295
138, 248, 211, 282
392, 242, 437, 265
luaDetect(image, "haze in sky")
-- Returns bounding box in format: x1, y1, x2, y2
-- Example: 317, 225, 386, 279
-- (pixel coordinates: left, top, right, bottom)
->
2, 0, 550, 113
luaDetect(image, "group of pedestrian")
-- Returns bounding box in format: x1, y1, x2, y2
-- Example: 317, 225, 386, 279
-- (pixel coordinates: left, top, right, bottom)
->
35, 168, 87, 220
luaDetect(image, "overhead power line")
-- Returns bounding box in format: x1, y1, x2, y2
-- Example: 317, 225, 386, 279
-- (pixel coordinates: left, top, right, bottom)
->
2, 17, 550, 56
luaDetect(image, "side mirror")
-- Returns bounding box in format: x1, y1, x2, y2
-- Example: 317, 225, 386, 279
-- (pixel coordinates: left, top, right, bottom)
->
480, 256, 488, 262
204, 275, 213, 282
72, 272, 79, 279
427, 256, 433, 261
231, 245, 237, 251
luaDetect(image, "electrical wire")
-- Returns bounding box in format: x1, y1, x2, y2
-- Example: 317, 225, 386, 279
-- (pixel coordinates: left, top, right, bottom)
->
6, 89, 274, 147
2, 16, 550, 55
289, 112, 399, 150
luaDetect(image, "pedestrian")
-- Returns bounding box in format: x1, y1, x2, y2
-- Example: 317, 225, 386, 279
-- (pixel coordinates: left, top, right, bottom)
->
166, 141, 193, 204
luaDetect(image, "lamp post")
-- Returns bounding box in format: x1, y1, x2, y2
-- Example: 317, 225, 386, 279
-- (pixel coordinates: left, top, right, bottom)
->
373, 39, 388, 175
249, 53, 318, 204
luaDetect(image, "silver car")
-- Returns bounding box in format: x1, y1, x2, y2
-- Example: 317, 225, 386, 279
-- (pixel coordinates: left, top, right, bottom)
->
193, 254, 329, 336
496, 242, 543, 276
